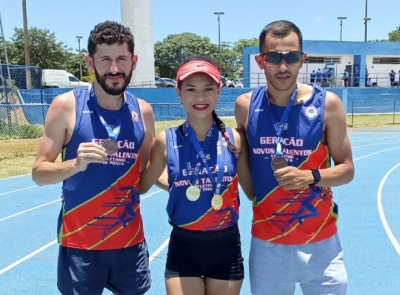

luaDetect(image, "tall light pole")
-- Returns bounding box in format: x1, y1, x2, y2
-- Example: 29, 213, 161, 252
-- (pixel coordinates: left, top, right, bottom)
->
337, 17, 347, 41
76, 36, 83, 80
364, 0, 371, 42
214, 12, 224, 71
22, 0, 31, 88
22, 0, 30, 67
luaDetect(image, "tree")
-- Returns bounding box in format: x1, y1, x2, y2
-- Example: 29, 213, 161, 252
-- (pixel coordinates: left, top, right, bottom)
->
223, 38, 259, 77
8, 27, 71, 69
388, 25, 400, 42
0, 40, 19, 64
232, 38, 259, 54
219, 42, 241, 77
64, 48, 89, 79
154, 33, 219, 78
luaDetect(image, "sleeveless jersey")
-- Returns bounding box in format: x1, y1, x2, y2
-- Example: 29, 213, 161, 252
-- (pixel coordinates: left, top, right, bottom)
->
59, 87, 145, 250
247, 85, 337, 244
165, 124, 239, 231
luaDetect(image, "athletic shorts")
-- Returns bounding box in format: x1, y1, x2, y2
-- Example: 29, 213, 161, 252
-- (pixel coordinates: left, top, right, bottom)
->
57, 240, 151, 295
165, 224, 244, 281
249, 234, 347, 295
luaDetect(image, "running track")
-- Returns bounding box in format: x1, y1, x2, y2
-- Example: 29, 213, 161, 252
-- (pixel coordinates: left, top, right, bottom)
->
0, 127, 400, 294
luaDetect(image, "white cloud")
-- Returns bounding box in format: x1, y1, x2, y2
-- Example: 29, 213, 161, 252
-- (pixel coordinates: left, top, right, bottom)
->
315, 16, 322, 23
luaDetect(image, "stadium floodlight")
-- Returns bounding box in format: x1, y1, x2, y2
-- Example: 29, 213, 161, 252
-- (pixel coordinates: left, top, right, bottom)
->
337, 17, 347, 41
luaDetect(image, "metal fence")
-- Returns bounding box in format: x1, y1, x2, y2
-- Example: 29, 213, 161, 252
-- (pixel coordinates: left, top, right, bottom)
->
1, 80, 400, 139
151, 101, 400, 126
246, 72, 400, 89
151, 102, 235, 121
0, 65, 44, 139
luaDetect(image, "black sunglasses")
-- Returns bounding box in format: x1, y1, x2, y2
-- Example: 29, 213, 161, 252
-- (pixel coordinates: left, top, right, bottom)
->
259, 51, 303, 64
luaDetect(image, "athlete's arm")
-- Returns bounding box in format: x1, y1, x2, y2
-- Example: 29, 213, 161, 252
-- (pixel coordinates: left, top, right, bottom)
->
234, 91, 252, 130
139, 130, 167, 194
233, 128, 254, 200
155, 168, 169, 191
274, 91, 354, 190
32, 91, 107, 186
317, 91, 354, 187
138, 98, 155, 172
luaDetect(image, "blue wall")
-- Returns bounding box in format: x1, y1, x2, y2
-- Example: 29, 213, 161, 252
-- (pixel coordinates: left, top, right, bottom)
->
35, 85, 400, 103
1, 86, 399, 125
36, 87, 251, 104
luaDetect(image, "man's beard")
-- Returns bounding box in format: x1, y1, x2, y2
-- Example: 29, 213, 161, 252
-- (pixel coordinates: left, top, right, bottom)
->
94, 66, 132, 96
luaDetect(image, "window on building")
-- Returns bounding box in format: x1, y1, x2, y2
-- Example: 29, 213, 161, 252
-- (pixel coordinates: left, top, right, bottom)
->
305, 57, 341, 63
372, 57, 400, 64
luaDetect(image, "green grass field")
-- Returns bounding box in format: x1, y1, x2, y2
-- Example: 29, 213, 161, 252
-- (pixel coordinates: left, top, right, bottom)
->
0, 114, 399, 179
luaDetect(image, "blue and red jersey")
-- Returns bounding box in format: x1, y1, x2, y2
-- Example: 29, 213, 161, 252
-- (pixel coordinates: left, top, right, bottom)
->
165, 124, 240, 231
247, 85, 337, 244
59, 87, 145, 250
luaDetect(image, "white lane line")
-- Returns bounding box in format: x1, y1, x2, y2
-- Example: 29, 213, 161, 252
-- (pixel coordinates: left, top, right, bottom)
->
377, 162, 400, 257
353, 141, 400, 149
0, 185, 37, 197
143, 147, 400, 264
354, 146, 400, 161
0, 235, 170, 277
0, 199, 60, 222
0, 190, 164, 223
1, 144, 400, 276
149, 238, 170, 263
0, 188, 165, 276
141, 189, 163, 200
0, 239, 57, 276
144, 189, 170, 263
0, 174, 30, 181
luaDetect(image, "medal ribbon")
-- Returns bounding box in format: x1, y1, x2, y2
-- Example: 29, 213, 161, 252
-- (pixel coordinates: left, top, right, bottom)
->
89, 84, 122, 141
186, 162, 201, 186
266, 85, 298, 157
184, 121, 225, 195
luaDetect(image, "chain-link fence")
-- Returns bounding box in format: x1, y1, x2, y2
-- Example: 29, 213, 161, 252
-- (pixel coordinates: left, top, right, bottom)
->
0, 65, 44, 139
347, 94, 400, 126
151, 102, 235, 121
1, 72, 400, 157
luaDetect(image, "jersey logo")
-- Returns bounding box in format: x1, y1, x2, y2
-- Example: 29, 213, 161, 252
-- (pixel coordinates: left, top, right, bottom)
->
131, 111, 139, 121
305, 106, 318, 118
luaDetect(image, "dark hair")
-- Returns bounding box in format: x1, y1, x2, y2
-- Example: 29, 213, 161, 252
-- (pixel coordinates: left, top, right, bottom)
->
177, 55, 218, 89
259, 20, 303, 52
88, 21, 135, 56
212, 111, 241, 155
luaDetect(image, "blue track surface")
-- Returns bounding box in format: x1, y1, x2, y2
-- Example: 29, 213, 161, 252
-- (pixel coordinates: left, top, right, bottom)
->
1, 127, 400, 294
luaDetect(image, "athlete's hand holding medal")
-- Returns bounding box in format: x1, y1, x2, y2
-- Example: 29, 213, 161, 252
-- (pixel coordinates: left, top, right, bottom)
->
268, 84, 314, 190
75, 142, 108, 171
76, 83, 121, 172
268, 84, 309, 190
273, 165, 314, 190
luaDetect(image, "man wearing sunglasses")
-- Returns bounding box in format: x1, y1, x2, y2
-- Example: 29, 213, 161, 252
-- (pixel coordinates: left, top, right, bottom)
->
235, 20, 354, 295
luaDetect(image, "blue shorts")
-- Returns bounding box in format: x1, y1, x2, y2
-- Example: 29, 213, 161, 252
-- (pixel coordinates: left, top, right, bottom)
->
57, 240, 151, 295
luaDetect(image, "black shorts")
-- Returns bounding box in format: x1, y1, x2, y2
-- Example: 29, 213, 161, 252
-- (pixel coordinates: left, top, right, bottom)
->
165, 224, 244, 281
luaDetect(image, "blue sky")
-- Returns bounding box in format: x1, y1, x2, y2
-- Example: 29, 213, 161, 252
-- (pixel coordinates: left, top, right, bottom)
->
0, 0, 399, 53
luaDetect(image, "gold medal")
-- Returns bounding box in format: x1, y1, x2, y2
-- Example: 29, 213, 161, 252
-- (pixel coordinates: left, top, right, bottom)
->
211, 194, 223, 210
186, 185, 200, 201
